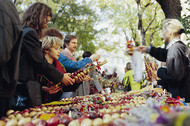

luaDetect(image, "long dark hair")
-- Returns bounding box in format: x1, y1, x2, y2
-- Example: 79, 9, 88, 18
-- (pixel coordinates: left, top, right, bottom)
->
21, 2, 52, 38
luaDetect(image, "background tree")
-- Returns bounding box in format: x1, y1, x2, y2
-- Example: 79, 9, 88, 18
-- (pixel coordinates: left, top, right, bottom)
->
156, 0, 182, 18
15, 0, 104, 54
51, 0, 101, 54
96, 0, 164, 47
14, 0, 188, 54
181, 0, 190, 37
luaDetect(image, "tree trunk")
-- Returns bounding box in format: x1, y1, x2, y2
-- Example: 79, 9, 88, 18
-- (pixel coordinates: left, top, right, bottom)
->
156, 0, 182, 19
136, 0, 146, 45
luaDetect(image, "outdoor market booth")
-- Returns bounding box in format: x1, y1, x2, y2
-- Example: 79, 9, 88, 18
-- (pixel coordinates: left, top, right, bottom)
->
1, 57, 190, 126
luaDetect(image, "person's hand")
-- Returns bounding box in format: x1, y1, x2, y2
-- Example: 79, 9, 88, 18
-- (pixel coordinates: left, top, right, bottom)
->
137, 46, 147, 53
90, 54, 100, 62
152, 80, 157, 86
78, 75, 84, 82
61, 73, 74, 86
42, 86, 50, 93
42, 86, 61, 94
100, 90, 105, 94
83, 75, 93, 82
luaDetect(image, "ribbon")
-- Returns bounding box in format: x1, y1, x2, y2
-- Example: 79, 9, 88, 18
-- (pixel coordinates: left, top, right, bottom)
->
96, 59, 101, 70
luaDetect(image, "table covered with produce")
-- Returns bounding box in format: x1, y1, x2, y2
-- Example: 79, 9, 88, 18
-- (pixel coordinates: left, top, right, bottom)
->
1, 85, 190, 126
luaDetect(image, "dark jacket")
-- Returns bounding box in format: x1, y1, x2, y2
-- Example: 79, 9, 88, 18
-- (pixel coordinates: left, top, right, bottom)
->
149, 41, 190, 100
19, 27, 63, 83
0, 0, 22, 98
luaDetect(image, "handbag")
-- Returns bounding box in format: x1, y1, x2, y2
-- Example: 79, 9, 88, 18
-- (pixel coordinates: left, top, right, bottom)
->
26, 81, 42, 106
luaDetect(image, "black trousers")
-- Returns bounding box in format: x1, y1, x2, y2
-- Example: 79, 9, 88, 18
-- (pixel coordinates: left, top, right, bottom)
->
0, 97, 13, 118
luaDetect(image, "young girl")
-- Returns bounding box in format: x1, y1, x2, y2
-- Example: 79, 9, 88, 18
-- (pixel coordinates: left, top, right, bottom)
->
137, 19, 190, 101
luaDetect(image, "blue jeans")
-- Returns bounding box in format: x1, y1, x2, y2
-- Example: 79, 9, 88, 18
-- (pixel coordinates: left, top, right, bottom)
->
59, 92, 75, 100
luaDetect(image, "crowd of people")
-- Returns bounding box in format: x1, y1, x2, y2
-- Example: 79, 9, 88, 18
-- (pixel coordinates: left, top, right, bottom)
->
1, 0, 190, 119
0, 1, 101, 117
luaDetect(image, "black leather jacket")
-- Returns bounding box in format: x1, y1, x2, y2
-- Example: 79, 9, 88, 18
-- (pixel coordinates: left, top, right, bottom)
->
0, 0, 23, 98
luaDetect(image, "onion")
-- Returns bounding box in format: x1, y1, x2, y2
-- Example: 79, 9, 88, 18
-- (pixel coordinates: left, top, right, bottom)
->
23, 112, 29, 117
6, 110, 14, 116
47, 116, 59, 126
18, 117, 32, 126
112, 113, 120, 119
29, 111, 36, 117
59, 116, 72, 125
6, 118, 17, 126
23, 122, 35, 126
93, 118, 103, 126
32, 118, 41, 125
81, 118, 92, 126
103, 117, 112, 125
8, 114, 15, 119
0, 120, 6, 126
68, 120, 80, 126
103, 114, 111, 119
42, 107, 47, 111
57, 124, 66, 126
36, 120, 47, 126
48, 107, 53, 111
120, 113, 128, 118
16, 113, 23, 119
105, 109, 112, 114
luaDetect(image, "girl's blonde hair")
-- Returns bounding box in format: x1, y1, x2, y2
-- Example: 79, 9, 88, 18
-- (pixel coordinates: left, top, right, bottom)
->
163, 19, 186, 41
42, 36, 63, 53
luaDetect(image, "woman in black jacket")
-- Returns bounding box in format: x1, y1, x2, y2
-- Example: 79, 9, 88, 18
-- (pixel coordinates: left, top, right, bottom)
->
137, 19, 190, 101
15, 2, 74, 110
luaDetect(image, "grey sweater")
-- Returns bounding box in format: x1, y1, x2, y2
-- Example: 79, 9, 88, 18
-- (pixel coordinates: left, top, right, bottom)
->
77, 70, 103, 96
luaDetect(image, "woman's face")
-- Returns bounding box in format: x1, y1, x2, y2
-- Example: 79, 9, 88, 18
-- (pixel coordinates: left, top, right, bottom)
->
44, 16, 51, 28
162, 28, 170, 43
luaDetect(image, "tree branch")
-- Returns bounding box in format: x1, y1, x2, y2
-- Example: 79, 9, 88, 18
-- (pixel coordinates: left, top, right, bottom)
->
52, 10, 62, 24
52, 5, 67, 24
145, 4, 158, 33
122, 28, 129, 41
130, 25, 139, 46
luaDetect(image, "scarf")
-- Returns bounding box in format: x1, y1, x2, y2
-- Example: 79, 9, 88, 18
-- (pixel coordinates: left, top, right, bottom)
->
53, 58, 66, 73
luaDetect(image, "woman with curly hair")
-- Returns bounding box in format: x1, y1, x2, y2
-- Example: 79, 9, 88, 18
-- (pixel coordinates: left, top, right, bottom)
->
21, 2, 52, 39
15, 2, 74, 110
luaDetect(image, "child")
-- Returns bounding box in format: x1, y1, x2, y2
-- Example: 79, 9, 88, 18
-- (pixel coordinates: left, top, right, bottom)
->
41, 36, 84, 103
41, 36, 66, 103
